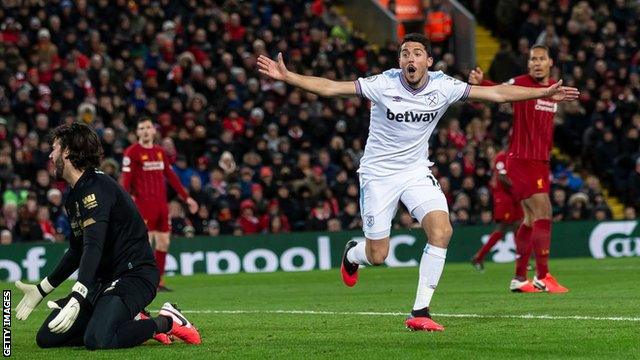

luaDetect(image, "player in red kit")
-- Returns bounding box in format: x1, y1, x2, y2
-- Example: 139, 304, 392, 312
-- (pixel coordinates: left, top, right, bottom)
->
471, 147, 528, 279
122, 117, 198, 292
469, 45, 570, 293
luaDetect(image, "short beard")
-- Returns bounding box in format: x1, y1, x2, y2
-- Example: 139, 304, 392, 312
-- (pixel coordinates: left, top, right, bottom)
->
54, 154, 65, 181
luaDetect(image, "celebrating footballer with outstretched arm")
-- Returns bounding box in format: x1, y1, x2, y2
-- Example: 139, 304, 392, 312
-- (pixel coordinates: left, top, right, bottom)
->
14, 123, 200, 350
469, 45, 571, 293
258, 33, 578, 331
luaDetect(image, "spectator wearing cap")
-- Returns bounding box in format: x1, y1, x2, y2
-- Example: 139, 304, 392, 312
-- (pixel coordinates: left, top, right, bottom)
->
238, 199, 260, 234
256, 166, 276, 199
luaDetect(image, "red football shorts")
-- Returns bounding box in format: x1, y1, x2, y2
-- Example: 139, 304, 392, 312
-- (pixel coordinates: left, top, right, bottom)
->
506, 158, 550, 201
136, 200, 170, 233
493, 191, 523, 223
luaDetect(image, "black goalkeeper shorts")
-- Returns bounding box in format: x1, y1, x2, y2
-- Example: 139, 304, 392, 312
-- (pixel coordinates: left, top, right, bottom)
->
90, 265, 159, 318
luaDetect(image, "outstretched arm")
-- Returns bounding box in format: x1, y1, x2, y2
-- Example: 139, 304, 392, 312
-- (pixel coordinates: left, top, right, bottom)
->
468, 80, 580, 103
258, 52, 357, 97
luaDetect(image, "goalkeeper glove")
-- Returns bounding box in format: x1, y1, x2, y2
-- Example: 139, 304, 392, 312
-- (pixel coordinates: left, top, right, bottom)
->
15, 277, 55, 321
47, 282, 88, 334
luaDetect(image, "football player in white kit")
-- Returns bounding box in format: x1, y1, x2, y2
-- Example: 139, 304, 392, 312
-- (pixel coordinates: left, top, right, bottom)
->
258, 33, 579, 331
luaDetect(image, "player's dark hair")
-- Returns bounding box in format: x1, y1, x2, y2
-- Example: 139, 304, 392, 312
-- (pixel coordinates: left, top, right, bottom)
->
51, 122, 103, 171
400, 33, 432, 57
136, 115, 154, 126
530, 44, 550, 55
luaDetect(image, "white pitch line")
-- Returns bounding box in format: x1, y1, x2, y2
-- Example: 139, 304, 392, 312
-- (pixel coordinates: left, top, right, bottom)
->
180, 309, 640, 322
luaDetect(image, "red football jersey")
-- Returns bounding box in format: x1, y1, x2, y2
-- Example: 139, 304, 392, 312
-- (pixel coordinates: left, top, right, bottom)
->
490, 151, 510, 195
121, 143, 189, 202
507, 75, 558, 161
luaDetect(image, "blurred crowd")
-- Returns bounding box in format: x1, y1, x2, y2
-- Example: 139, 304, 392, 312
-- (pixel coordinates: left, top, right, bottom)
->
0, 0, 637, 244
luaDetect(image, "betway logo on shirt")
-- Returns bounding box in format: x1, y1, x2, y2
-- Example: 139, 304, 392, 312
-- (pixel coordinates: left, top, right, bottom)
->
142, 161, 164, 171
386, 108, 438, 123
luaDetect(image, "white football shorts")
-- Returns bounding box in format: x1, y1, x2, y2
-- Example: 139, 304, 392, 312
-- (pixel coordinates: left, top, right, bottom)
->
359, 167, 448, 240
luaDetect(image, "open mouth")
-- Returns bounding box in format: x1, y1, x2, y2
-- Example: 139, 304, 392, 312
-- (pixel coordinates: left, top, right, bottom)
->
407, 65, 416, 74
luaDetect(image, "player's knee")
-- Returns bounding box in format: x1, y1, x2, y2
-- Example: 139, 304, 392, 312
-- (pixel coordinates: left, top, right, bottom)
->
36, 329, 58, 348
83, 334, 110, 350
369, 251, 387, 265
429, 225, 453, 245
84, 328, 115, 350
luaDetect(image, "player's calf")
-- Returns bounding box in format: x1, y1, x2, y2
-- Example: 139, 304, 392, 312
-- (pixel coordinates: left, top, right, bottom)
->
135, 310, 172, 345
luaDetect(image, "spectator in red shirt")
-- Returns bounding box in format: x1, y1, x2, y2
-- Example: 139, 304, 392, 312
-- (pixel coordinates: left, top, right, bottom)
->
238, 199, 260, 234
222, 109, 246, 138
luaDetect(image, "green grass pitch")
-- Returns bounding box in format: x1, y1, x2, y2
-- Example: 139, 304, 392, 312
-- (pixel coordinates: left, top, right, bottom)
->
3, 257, 639, 359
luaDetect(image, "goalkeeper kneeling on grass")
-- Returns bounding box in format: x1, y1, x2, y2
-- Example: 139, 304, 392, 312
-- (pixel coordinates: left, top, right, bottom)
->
14, 123, 201, 349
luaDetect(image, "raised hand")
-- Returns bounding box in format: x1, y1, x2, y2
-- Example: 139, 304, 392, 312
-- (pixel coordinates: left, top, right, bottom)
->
544, 80, 580, 102
257, 52, 288, 81
186, 196, 198, 214
468, 66, 484, 85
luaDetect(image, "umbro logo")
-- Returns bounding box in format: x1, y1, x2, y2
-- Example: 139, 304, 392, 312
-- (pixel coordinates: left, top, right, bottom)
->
392, 96, 402, 102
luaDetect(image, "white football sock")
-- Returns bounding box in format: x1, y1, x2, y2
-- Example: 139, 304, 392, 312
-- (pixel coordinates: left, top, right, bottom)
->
412, 244, 447, 311
346, 241, 371, 266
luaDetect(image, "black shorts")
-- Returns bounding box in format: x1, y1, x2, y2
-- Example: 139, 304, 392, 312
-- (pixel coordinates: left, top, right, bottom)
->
88, 265, 159, 318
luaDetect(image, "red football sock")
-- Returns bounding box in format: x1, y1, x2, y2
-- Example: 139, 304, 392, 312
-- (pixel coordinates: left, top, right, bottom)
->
514, 224, 533, 280
532, 219, 551, 279
155, 250, 167, 279
474, 231, 504, 262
